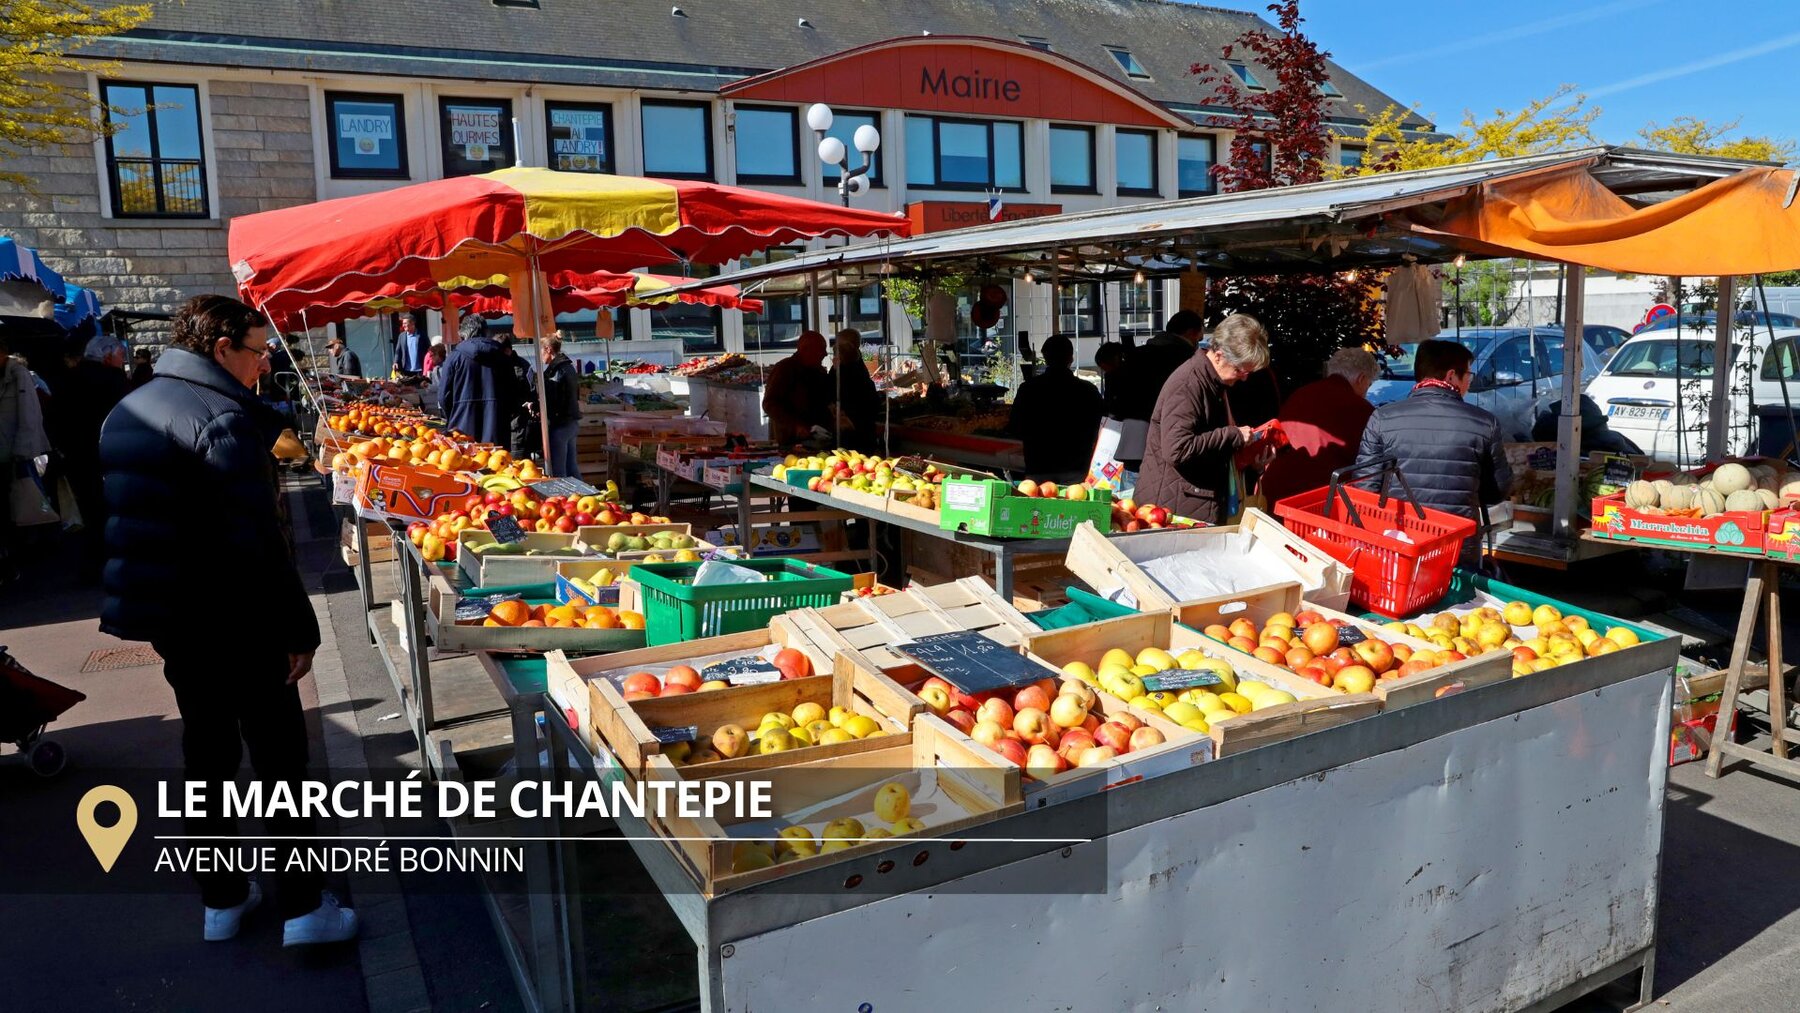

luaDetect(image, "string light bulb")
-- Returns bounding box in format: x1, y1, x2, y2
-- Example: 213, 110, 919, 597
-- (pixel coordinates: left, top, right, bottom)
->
1133, 269, 1146, 284
1453, 255, 1467, 268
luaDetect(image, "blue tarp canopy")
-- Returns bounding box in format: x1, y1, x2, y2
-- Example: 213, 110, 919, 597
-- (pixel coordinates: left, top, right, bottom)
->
53, 285, 103, 332
0, 236, 66, 298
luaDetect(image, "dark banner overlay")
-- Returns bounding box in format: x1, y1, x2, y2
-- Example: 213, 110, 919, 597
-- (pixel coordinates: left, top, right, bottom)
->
3, 765, 1113, 898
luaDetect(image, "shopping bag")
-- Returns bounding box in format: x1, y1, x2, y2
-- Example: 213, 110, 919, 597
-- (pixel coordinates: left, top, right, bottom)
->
10, 468, 58, 527
55, 475, 83, 532
1087, 417, 1147, 492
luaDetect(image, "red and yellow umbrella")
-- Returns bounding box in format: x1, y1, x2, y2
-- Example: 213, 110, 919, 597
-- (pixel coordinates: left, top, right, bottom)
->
275, 271, 761, 331
229, 166, 907, 324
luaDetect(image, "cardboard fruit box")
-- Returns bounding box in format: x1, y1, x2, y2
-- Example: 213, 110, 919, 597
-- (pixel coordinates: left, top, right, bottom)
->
1174, 582, 1510, 710
1024, 610, 1377, 760
354, 461, 480, 523
1589, 491, 1769, 554
938, 478, 1113, 539
648, 714, 1023, 896
1767, 508, 1800, 561
1064, 512, 1353, 616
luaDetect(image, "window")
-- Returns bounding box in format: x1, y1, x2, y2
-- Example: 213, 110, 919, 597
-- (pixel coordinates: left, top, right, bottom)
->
648, 263, 723, 352
1115, 129, 1158, 195
1120, 278, 1164, 339
1338, 144, 1366, 170
821, 109, 881, 186
1765, 338, 1799, 381
733, 105, 800, 184
1177, 135, 1217, 197
1106, 47, 1151, 80
439, 98, 514, 177
641, 100, 713, 179
1228, 63, 1265, 91
101, 81, 208, 217
545, 101, 614, 173
904, 116, 1023, 190
1049, 125, 1095, 193
1057, 282, 1104, 337
326, 92, 408, 180
741, 248, 805, 348
1019, 36, 1052, 52
1320, 79, 1343, 98
836, 283, 888, 344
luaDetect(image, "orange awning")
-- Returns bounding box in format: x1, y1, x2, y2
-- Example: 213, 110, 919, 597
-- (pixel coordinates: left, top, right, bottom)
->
1430, 163, 1800, 276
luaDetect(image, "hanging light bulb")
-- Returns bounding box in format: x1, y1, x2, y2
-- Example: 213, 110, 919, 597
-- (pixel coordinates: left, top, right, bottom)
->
1342, 270, 1359, 282
1453, 254, 1467, 268
1133, 269, 1146, 285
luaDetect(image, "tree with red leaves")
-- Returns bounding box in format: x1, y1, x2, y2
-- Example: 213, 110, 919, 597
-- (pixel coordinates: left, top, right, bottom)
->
1190, 0, 1383, 400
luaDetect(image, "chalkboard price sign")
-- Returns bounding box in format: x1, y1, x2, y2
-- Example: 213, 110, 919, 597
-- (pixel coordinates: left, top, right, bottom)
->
488, 514, 528, 543
705, 655, 783, 686
1141, 668, 1228, 693
895, 631, 1051, 694
1333, 624, 1368, 648
651, 725, 699, 744
454, 592, 525, 622
530, 476, 602, 499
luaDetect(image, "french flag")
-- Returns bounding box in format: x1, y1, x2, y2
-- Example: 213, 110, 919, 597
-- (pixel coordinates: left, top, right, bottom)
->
987, 194, 1004, 220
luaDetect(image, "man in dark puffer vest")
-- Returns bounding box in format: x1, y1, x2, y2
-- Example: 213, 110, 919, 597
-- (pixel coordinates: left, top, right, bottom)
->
1355, 339, 1511, 567
99, 294, 358, 949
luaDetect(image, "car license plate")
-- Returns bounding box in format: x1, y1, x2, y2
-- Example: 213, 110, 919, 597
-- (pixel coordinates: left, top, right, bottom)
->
1609, 404, 1670, 421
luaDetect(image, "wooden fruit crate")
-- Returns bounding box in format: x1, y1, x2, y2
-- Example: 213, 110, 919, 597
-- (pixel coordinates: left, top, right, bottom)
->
648, 714, 1023, 895
426, 571, 646, 654
1022, 610, 1377, 759
589, 658, 908, 779
456, 530, 595, 586
1174, 582, 1512, 710
340, 518, 395, 566
836, 649, 1207, 808
1063, 510, 1353, 615
792, 577, 1042, 667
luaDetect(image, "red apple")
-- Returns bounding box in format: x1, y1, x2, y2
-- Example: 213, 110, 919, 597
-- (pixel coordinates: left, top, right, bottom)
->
976, 698, 1015, 730
1039, 482, 1058, 499
1203, 624, 1232, 642
970, 720, 1006, 748
1017, 479, 1040, 498
1013, 708, 1051, 744
1094, 721, 1132, 752
1228, 636, 1259, 654
944, 708, 977, 734
1294, 610, 1324, 626
1111, 712, 1143, 734
1129, 726, 1166, 751
1076, 745, 1118, 768
993, 737, 1028, 767
1026, 744, 1065, 780
1352, 639, 1396, 674
1057, 727, 1097, 757
1013, 685, 1052, 713
554, 516, 577, 533
1284, 646, 1315, 670
1302, 623, 1340, 655
920, 676, 956, 697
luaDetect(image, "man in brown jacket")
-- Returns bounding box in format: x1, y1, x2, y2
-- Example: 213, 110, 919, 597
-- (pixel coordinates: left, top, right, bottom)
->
1135, 315, 1271, 523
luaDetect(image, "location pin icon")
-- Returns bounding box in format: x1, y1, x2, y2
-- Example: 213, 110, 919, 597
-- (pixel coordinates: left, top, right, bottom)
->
77, 785, 138, 873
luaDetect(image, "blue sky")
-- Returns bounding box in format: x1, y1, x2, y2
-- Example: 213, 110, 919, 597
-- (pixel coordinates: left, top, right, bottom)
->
1215, 0, 1798, 149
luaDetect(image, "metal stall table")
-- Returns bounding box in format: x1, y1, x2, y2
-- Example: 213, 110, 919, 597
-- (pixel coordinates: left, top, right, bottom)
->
538, 634, 1677, 1012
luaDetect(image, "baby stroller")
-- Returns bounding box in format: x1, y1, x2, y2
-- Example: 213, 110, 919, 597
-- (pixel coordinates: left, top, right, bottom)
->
0, 646, 85, 777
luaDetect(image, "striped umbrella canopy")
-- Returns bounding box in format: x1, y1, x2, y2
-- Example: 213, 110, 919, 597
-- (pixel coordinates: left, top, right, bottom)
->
281, 271, 761, 331
228, 166, 906, 325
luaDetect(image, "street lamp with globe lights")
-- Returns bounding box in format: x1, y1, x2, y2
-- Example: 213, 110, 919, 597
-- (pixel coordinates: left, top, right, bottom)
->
808, 103, 879, 206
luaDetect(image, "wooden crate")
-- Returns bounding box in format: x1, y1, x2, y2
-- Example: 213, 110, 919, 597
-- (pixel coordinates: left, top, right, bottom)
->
1063, 510, 1353, 615
456, 530, 595, 586
426, 570, 646, 654
788, 577, 1042, 673
899, 529, 1065, 588
1022, 610, 1377, 759
555, 615, 910, 769
340, 518, 396, 566
1173, 582, 1512, 710
648, 714, 1022, 895
587, 656, 908, 779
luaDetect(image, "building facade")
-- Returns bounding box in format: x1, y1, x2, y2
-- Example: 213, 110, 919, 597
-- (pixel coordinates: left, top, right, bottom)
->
1, 0, 1430, 366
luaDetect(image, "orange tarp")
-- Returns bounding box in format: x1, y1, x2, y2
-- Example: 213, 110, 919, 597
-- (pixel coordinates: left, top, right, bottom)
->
1430, 164, 1800, 276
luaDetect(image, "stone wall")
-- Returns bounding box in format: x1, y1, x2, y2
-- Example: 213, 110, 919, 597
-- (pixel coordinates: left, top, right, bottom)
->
0, 75, 316, 347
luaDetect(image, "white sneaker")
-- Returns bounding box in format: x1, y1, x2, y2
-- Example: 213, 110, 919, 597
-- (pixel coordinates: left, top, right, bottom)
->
203, 880, 263, 942
282, 891, 359, 947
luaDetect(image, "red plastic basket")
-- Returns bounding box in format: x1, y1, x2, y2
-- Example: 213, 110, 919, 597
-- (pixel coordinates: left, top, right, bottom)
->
1274, 484, 1475, 618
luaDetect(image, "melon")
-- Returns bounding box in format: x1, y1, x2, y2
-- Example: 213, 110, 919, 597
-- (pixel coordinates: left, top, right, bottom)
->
1782, 480, 1800, 503
1711, 462, 1753, 495
1756, 489, 1780, 510
1695, 488, 1726, 516
1661, 485, 1695, 512
1623, 481, 1659, 509
1670, 472, 1698, 486
1652, 479, 1675, 502
1724, 490, 1765, 514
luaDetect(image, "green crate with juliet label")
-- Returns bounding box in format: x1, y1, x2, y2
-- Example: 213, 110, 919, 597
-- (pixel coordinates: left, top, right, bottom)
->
937, 478, 1113, 539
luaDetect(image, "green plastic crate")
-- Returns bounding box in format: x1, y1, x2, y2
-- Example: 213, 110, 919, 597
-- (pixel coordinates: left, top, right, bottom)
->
938, 478, 1112, 539
631, 558, 854, 645
1364, 568, 1666, 643
1025, 586, 1139, 630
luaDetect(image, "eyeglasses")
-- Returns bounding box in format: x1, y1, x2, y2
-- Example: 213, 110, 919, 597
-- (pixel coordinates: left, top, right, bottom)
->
237, 342, 272, 359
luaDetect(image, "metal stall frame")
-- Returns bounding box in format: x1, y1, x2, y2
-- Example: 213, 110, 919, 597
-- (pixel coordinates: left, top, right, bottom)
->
539, 635, 1677, 1012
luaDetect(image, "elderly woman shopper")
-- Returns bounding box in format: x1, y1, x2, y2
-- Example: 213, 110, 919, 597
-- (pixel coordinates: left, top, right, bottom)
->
1258, 347, 1379, 505
1135, 314, 1271, 524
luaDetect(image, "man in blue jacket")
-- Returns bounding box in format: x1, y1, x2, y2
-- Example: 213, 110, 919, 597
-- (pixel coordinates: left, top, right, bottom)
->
437, 316, 520, 446
1356, 339, 1511, 566
99, 295, 358, 948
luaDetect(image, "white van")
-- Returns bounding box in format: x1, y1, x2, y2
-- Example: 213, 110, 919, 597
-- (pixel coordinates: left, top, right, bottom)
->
1586, 327, 1800, 463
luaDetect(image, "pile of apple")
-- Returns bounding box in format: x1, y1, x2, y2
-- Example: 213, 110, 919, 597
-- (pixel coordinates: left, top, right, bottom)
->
662, 700, 889, 769
915, 673, 1171, 780
1014, 479, 1097, 502
1107, 496, 1192, 532
734, 781, 926, 871
1382, 602, 1642, 676
617, 649, 814, 702
1061, 646, 1297, 734
1198, 610, 1452, 694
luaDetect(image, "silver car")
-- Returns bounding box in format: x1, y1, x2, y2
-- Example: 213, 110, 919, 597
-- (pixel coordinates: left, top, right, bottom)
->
1367, 327, 1605, 440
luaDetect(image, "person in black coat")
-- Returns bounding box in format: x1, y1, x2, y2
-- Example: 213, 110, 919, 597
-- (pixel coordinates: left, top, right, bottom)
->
1356, 339, 1512, 566
325, 335, 361, 377
540, 336, 583, 478
58, 334, 129, 577
501, 336, 537, 460
98, 295, 357, 946
438, 321, 520, 446
1111, 310, 1203, 423
829, 328, 882, 452
1007, 334, 1104, 481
